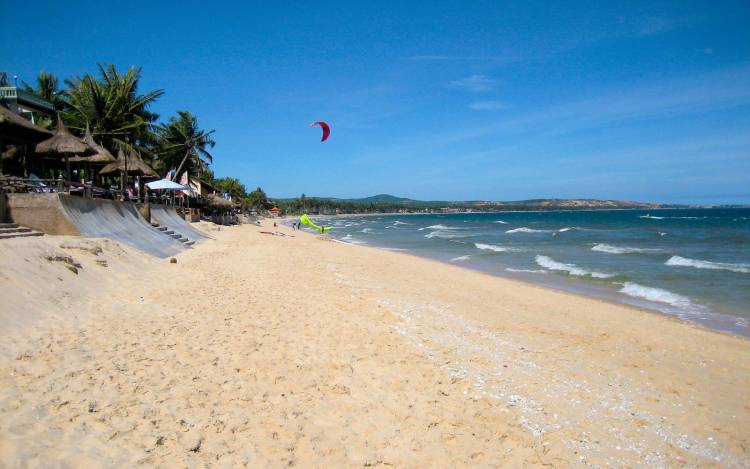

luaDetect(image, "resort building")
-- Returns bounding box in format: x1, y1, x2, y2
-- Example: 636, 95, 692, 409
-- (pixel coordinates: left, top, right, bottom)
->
0, 79, 54, 124
268, 207, 282, 217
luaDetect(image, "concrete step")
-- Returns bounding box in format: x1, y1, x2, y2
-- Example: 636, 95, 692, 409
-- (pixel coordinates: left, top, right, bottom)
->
163, 230, 174, 235
157, 226, 168, 232
0, 227, 32, 234
169, 233, 182, 239
177, 237, 189, 243
151, 222, 160, 227
184, 240, 195, 246
0, 223, 20, 229
0, 231, 45, 240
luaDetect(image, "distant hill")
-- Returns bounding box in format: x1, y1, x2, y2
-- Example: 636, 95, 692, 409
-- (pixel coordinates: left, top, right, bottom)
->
274, 193, 683, 214
325, 194, 668, 210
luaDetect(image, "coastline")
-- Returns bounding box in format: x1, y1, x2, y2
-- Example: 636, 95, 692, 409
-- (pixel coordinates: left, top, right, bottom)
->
333, 234, 750, 340
292, 209, 750, 338
1, 221, 748, 466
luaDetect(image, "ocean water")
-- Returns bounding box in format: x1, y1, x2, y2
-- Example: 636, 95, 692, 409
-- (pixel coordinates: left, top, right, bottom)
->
307, 209, 750, 337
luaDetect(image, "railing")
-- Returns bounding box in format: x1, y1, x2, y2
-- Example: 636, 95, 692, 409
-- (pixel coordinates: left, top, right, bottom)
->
0, 176, 110, 198
0, 87, 18, 99
0, 87, 55, 112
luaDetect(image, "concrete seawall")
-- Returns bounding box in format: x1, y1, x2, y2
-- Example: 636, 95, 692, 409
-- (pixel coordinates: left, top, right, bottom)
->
6, 194, 187, 257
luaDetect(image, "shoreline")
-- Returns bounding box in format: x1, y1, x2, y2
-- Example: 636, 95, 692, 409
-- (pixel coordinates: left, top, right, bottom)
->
331, 234, 750, 341
1, 221, 748, 466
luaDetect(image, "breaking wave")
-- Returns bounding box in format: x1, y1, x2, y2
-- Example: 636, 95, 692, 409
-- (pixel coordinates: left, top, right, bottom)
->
493, 220, 508, 224
474, 243, 516, 252
665, 256, 750, 274
506, 227, 550, 234
506, 227, 582, 234
505, 268, 548, 274
591, 244, 664, 255
424, 230, 473, 239
619, 282, 696, 310
450, 255, 472, 262
534, 255, 614, 278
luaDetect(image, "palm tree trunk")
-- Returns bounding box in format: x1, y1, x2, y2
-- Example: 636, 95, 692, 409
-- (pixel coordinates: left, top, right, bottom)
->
172, 147, 192, 182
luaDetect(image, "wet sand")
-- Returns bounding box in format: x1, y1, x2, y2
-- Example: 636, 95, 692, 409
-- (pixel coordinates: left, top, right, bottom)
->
1, 220, 748, 467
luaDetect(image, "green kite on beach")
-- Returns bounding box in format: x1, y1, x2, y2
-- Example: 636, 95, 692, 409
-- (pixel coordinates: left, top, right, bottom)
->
300, 214, 332, 233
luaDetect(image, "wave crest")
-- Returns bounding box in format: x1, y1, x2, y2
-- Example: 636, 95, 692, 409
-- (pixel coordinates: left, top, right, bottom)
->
620, 282, 695, 309
591, 244, 664, 255
534, 255, 614, 278
665, 256, 750, 274
475, 243, 517, 252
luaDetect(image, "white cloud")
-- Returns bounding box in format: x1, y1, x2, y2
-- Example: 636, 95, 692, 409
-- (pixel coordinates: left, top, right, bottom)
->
468, 101, 507, 111
450, 74, 497, 92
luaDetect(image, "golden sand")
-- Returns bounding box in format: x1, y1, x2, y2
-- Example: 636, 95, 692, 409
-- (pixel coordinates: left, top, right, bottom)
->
1, 220, 748, 467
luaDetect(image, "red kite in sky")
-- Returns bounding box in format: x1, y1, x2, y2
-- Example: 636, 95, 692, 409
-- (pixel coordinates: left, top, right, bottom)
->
310, 121, 330, 142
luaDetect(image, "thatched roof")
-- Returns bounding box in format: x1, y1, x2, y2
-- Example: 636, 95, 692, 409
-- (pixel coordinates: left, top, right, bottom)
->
69, 124, 116, 164
0, 104, 53, 144
34, 114, 94, 158
207, 193, 233, 208
99, 148, 158, 177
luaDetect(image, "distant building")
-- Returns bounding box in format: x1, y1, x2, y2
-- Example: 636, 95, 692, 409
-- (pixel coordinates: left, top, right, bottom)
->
268, 207, 282, 217
0, 79, 54, 124
188, 176, 219, 197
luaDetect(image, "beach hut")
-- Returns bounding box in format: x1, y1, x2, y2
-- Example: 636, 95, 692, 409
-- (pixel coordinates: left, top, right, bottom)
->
100, 148, 158, 200
0, 104, 54, 176
0, 104, 53, 145
69, 124, 116, 186
34, 114, 94, 183
268, 207, 282, 217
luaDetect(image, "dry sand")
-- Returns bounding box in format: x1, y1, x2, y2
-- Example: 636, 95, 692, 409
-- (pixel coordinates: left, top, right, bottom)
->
0, 220, 748, 467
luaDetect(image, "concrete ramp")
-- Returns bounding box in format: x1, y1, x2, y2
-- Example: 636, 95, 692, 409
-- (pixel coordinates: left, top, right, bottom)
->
151, 205, 212, 242
58, 195, 187, 258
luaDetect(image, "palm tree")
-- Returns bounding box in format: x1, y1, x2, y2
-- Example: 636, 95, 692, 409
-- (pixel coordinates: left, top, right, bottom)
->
63, 64, 164, 154
21, 71, 65, 127
156, 111, 215, 179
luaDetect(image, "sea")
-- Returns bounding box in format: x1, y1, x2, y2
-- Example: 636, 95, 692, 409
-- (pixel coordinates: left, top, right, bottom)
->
304, 208, 750, 337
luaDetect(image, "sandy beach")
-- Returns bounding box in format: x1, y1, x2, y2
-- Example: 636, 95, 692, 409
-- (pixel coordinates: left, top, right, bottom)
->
1, 220, 748, 467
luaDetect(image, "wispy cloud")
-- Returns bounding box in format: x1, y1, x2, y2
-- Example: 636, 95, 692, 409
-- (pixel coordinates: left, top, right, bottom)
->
468, 101, 507, 111
354, 64, 750, 164
450, 74, 497, 92
637, 16, 686, 36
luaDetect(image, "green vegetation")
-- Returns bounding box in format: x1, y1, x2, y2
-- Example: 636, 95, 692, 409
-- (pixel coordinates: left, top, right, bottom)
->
156, 111, 215, 177
14, 65, 233, 187
275, 194, 678, 215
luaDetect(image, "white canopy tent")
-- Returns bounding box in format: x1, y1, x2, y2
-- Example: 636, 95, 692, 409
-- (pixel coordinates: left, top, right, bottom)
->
146, 179, 191, 191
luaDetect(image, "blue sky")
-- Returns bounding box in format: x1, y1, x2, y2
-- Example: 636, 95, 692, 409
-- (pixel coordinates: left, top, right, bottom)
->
2, 1, 749, 203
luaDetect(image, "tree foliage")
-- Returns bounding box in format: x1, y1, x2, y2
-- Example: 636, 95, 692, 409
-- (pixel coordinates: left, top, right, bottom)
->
63, 64, 164, 155
156, 111, 215, 178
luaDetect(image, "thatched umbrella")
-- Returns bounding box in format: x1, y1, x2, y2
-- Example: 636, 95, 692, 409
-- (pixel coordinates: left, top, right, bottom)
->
0, 105, 54, 176
69, 124, 116, 185
69, 124, 116, 164
0, 105, 53, 144
100, 148, 158, 200
34, 113, 94, 182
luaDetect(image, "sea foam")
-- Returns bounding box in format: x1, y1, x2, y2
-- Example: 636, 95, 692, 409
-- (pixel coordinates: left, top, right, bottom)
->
506, 227, 550, 234
475, 243, 515, 252
591, 244, 664, 255
506, 227, 580, 234
665, 256, 750, 274
450, 255, 472, 262
424, 230, 472, 239
535, 255, 614, 278
619, 282, 695, 309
